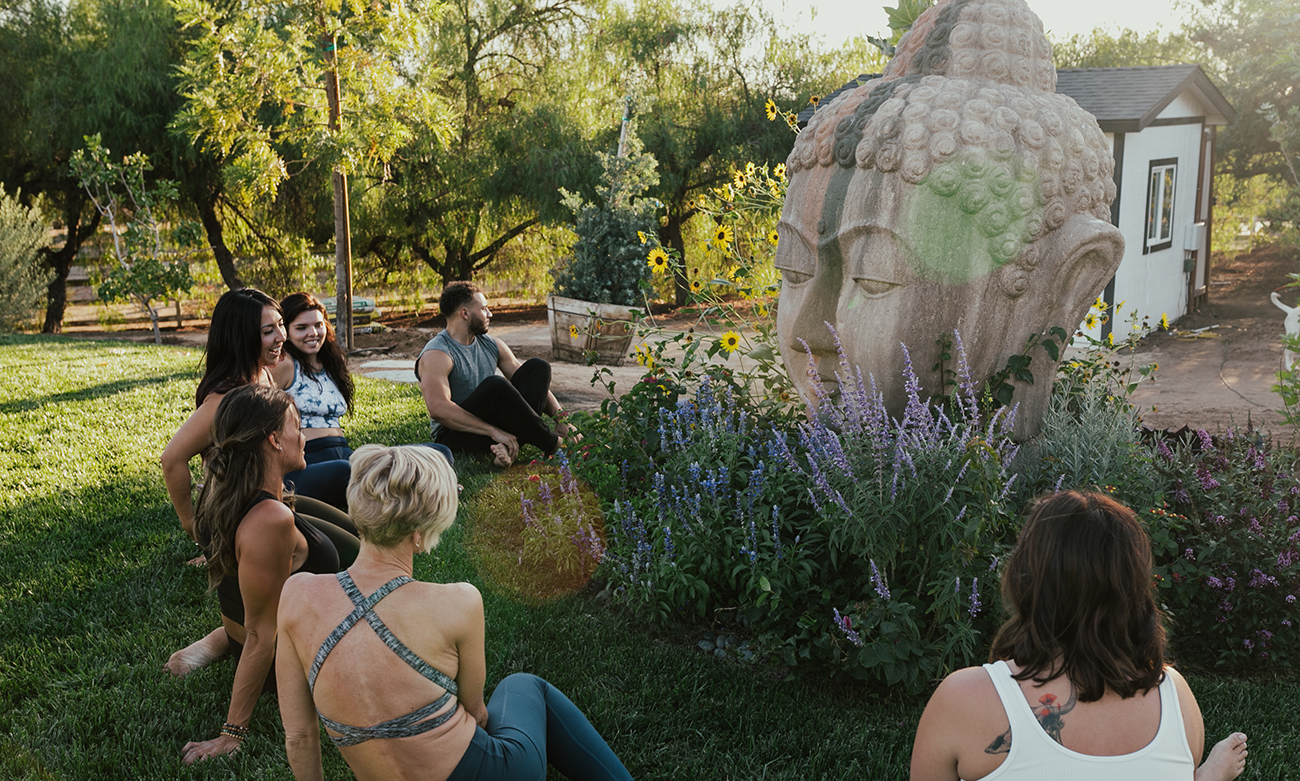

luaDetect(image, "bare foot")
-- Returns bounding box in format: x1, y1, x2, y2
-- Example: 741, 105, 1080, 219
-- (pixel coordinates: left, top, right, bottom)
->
186, 553, 207, 567
490, 443, 514, 469
163, 627, 229, 677
1196, 732, 1247, 781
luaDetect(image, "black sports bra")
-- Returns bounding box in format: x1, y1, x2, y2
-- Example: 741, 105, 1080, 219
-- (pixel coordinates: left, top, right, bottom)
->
216, 491, 340, 626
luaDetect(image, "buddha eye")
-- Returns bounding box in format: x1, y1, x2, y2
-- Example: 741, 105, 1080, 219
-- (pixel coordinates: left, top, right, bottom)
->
773, 225, 815, 287
844, 228, 913, 297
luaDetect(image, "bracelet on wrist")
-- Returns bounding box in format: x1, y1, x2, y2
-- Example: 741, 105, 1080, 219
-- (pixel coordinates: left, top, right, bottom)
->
220, 722, 249, 743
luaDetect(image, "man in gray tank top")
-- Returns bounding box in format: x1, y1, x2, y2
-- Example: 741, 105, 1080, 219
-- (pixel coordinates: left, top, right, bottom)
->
415, 282, 570, 467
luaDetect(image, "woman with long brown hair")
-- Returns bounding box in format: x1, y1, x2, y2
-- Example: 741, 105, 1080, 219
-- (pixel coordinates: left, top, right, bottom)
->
167, 386, 360, 764
911, 491, 1247, 781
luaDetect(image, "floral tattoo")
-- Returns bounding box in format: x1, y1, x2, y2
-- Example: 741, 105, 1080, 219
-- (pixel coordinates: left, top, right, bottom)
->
985, 685, 1078, 754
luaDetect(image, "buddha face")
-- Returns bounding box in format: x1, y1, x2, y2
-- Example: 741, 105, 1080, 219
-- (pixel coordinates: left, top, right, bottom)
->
776, 158, 1022, 407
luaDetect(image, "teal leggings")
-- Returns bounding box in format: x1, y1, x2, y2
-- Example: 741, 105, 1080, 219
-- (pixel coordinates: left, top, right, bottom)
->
445, 673, 631, 781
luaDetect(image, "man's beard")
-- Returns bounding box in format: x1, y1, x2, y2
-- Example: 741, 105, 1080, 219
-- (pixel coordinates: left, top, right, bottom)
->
469, 313, 489, 336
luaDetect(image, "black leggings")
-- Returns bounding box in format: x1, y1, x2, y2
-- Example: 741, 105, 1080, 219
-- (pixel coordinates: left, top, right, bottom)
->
295, 496, 360, 568
436, 359, 560, 457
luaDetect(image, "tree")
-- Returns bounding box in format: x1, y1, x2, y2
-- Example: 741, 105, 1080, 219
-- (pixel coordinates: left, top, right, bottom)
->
0, 188, 50, 332
1050, 27, 1201, 69
71, 136, 200, 344
587, 0, 879, 304
171, 0, 448, 349
0, 0, 239, 333
352, 0, 594, 286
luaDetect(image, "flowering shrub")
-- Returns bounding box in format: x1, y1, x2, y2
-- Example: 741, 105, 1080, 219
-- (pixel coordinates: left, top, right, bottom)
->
466, 460, 606, 605
1147, 428, 1300, 669
589, 333, 1021, 692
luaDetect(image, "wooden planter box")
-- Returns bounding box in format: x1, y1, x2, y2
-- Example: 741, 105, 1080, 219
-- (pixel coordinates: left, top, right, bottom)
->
547, 295, 639, 366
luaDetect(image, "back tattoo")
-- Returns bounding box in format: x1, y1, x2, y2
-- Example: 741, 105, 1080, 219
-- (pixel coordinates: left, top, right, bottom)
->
985, 685, 1078, 754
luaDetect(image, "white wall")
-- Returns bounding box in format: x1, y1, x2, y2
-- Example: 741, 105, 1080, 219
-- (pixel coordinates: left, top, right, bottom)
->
1110, 121, 1204, 330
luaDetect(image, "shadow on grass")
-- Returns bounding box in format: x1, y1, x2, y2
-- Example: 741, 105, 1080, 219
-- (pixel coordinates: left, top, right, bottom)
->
0, 372, 198, 416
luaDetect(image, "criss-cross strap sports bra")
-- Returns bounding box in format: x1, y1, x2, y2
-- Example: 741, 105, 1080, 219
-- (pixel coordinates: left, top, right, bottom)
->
308, 571, 460, 747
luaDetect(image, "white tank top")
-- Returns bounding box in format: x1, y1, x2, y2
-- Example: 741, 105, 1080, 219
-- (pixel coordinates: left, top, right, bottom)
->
970, 660, 1194, 781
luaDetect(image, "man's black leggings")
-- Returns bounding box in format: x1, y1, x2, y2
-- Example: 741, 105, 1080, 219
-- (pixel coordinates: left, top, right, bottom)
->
436, 358, 559, 457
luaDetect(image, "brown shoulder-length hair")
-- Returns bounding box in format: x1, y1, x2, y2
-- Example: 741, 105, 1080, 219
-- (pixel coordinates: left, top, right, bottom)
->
194, 385, 295, 587
280, 292, 353, 413
989, 490, 1166, 702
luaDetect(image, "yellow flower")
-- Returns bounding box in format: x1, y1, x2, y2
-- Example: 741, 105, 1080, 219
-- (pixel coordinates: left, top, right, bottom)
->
1093, 297, 1108, 312
1106, 332, 1115, 346
809, 95, 820, 105
1160, 313, 1170, 331
568, 324, 580, 339
1083, 313, 1098, 329
732, 171, 746, 188
637, 231, 647, 244
774, 163, 786, 180
744, 161, 756, 178
766, 228, 779, 246
764, 99, 778, 121
690, 279, 703, 293
755, 303, 767, 317
719, 330, 741, 354
633, 345, 656, 370
647, 247, 669, 275
714, 225, 734, 246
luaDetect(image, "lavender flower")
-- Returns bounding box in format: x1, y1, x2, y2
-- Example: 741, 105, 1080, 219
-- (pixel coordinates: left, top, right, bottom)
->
1248, 569, 1279, 588
968, 578, 982, 618
770, 505, 784, 560
832, 608, 863, 647
1053, 474, 1066, 493
1196, 429, 1214, 451
1278, 550, 1298, 569
663, 525, 675, 561
1196, 467, 1220, 491
869, 559, 891, 601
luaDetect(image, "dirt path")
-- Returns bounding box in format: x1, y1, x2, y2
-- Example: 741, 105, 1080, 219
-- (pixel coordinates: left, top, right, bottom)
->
1128, 244, 1299, 433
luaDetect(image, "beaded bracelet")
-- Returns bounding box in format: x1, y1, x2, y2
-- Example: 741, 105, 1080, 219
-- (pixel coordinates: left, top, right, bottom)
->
220, 722, 249, 743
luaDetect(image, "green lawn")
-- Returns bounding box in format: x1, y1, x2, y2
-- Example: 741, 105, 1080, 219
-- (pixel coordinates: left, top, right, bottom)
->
0, 335, 1295, 780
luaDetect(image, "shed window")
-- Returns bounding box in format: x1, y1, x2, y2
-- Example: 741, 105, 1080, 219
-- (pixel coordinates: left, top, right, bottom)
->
1144, 159, 1177, 253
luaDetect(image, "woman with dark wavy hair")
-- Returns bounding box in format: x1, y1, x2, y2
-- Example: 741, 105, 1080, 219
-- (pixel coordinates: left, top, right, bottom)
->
273, 292, 356, 466
162, 290, 352, 561
167, 385, 359, 765
911, 490, 1247, 781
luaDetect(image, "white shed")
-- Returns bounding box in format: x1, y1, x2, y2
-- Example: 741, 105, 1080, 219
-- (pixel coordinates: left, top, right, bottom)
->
1057, 66, 1236, 339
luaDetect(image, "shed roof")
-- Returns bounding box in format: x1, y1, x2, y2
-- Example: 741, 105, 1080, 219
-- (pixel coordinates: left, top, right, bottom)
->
796, 65, 1235, 133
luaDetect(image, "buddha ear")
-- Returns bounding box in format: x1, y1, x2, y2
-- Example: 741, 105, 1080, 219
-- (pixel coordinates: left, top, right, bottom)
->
1048, 214, 1125, 321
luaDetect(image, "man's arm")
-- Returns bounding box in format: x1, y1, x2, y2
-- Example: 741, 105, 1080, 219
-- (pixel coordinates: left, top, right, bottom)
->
417, 349, 519, 457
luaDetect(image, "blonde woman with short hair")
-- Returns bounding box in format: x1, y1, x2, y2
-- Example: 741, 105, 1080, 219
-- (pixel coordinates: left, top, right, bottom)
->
276, 445, 631, 781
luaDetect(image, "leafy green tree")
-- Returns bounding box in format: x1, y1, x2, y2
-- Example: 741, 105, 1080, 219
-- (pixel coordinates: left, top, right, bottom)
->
1049, 27, 1201, 69
171, 0, 448, 348
590, 0, 869, 304
71, 136, 200, 344
866, 0, 934, 57
352, 0, 594, 285
0, 188, 51, 332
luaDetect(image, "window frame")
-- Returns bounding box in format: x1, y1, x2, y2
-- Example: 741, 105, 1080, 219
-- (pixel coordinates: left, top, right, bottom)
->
1143, 158, 1177, 254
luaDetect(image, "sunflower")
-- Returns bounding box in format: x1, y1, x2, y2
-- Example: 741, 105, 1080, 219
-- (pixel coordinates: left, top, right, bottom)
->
637, 231, 648, 244
764, 98, 778, 121
568, 324, 580, 339
690, 279, 703, 293
809, 95, 820, 105
744, 161, 757, 178
774, 163, 786, 180
647, 247, 670, 274
732, 171, 746, 188
719, 330, 741, 354
1160, 313, 1170, 331
1093, 297, 1108, 312
766, 228, 779, 246
1083, 313, 1098, 329
714, 225, 734, 246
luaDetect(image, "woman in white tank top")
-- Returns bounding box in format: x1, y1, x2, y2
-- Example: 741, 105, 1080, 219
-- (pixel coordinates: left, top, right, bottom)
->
910, 491, 1248, 781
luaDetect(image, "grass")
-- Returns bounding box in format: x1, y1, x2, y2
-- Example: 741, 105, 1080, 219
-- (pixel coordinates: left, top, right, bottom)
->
0, 333, 1296, 779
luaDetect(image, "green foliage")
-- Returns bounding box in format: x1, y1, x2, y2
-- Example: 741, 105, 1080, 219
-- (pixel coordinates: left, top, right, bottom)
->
1148, 429, 1300, 670
0, 189, 50, 332
553, 131, 659, 306
866, 0, 934, 58
1050, 27, 1200, 69
70, 135, 198, 344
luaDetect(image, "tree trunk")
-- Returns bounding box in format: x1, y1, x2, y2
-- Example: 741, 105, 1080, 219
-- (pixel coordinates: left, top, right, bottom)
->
41, 198, 100, 334
324, 37, 353, 352
196, 189, 242, 290
661, 210, 689, 306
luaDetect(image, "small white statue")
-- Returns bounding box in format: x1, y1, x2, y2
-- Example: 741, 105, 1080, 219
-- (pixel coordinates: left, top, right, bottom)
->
1270, 290, 1299, 370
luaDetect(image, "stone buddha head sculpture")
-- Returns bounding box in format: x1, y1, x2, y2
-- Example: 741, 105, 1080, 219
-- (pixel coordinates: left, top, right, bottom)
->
775, 0, 1124, 437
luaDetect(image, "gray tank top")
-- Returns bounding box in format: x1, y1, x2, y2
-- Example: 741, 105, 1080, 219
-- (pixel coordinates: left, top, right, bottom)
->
416, 330, 499, 436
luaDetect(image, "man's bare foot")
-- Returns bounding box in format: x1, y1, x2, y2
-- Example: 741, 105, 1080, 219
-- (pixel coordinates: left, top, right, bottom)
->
163, 628, 228, 677
186, 553, 207, 567
490, 443, 514, 469
1196, 732, 1247, 781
